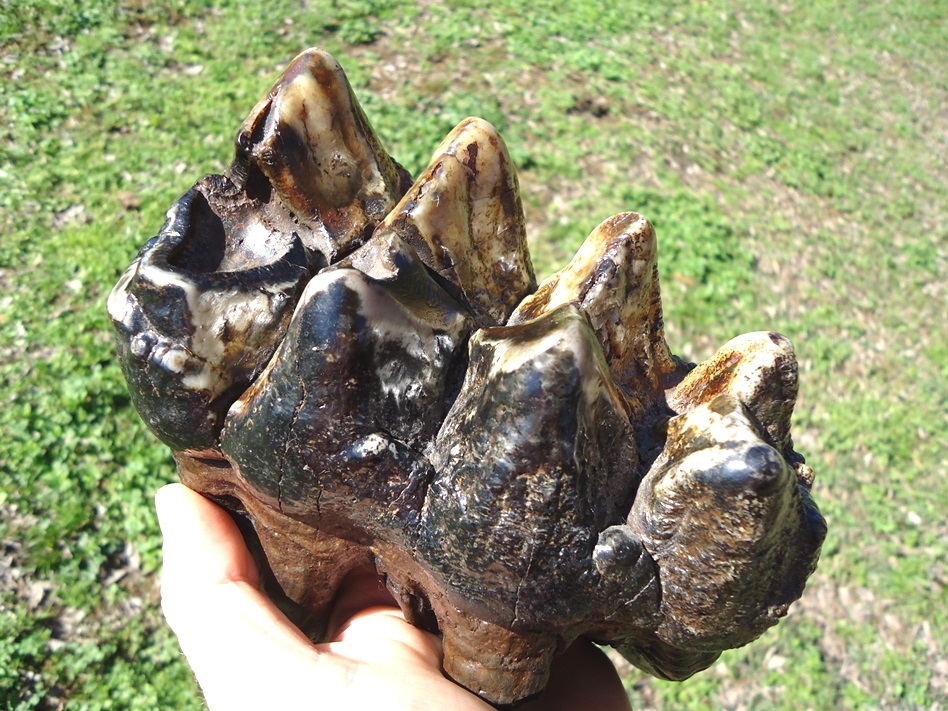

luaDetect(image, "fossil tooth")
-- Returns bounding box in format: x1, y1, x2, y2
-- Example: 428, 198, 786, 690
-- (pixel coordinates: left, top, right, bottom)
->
107, 178, 311, 453
423, 304, 641, 623
628, 393, 826, 652
172, 449, 374, 641
220, 233, 472, 543
107, 50, 415, 453
509, 212, 691, 462
510, 212, 685, 390
419, 303, 650, 700
611, 634, 722, 683
108, 46, 826, 709
667, 331, 799, 455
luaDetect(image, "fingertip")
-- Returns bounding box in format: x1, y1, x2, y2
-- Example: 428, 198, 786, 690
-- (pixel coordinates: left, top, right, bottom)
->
154, 482, 190, 531
155, 482, 222, 537
155, 483, 260, 589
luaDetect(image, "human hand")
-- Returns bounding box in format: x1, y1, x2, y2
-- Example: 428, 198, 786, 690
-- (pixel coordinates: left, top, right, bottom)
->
156, 483, 633, 711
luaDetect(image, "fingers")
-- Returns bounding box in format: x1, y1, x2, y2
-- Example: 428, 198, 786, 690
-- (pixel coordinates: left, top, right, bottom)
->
154, 485, 560, 711
324, 566, 445, 668
520, 641, 632, 711
154, 484, 489, 710
330, 607, 445, 670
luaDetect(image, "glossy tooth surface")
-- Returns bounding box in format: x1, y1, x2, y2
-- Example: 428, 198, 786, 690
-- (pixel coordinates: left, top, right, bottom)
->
107, 178, 310, 453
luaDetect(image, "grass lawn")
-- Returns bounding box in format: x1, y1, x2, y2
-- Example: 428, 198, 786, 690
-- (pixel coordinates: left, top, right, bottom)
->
1, 0, 945, 708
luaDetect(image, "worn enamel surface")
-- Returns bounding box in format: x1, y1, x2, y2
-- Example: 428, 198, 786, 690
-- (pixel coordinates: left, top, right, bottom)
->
106, 177, 312, 453
109, 48, 826, 707
375, 117, 536, 328
232, 48, 412, 260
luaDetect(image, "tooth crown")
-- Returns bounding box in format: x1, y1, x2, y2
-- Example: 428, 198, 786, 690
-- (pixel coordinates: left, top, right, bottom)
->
108, 48, 826, 707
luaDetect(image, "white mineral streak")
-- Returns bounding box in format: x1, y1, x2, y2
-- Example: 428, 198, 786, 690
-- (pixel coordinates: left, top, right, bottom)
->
351, 432, 389, 458
509, 213, 661, 378
113, 249, 299, 396
150, 341, 191, 375
106, 261, 139, 330
288, 269, 461, 416
485, 309, 623, 417
240, 219, 277, 263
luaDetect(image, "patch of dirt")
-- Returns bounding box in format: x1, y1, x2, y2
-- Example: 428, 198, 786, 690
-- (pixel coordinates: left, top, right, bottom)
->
0, 504, 50, 611
794, 573, 948, 703
0, 501, 159, 660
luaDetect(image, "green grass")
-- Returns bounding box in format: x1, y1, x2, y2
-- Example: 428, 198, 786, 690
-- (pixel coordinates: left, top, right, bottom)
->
1, 0, 946, 708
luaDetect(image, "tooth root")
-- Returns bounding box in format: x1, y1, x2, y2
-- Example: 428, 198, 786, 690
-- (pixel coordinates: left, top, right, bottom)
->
509, 212, 687, 402
232, 48, 412, 261
375, 117, 536, 327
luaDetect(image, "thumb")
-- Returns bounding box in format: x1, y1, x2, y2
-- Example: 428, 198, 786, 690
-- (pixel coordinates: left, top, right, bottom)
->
155, 484, 325, 708
155, 483, 260, 590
